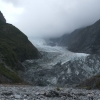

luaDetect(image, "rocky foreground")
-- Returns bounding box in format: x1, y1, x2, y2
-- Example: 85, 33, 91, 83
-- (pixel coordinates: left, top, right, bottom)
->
0, 85, 100, 100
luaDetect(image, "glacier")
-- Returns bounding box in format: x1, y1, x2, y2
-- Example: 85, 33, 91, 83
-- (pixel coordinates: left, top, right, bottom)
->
30, 38, 89, 65
22, 38, 100, 86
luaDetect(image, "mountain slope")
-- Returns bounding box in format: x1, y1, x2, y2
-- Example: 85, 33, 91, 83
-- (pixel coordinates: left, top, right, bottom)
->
0, 11, 40, 83
79, 73, 100, 89
68, 20, 100, 54
53, 19, 100, 54
0, 22, 40, 69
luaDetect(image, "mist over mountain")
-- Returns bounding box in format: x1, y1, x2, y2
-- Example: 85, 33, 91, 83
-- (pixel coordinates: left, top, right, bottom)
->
51, 19, 100, 54
1, 0, 100, 38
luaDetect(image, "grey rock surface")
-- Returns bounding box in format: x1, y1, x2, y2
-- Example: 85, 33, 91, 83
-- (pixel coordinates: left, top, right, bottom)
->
0, 85, 99, 100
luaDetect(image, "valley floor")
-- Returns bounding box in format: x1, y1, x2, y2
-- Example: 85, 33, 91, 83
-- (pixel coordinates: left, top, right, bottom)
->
0, 85, 100, 100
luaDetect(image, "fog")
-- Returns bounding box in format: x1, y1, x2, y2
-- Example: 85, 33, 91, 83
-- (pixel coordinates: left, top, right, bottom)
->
0, 0, 100, 38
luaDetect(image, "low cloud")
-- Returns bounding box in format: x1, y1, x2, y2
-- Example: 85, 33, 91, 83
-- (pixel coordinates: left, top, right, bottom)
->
3, 0, 20, 6
1, 0, 100, 38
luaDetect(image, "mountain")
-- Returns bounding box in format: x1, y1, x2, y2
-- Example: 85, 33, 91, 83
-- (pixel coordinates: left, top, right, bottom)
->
44, 19, 100, 87
52, 19, 100, 54
0, 11, 40, 83
0, 11, 6, 23
50, 34, 70, 46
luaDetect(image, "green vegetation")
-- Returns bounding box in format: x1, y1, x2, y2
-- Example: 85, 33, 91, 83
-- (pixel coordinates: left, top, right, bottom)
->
0, 64, 23, 83
79, 74, 100, 89
0, 21, 40, 83
0, 22, 39, 70
56, 87, 60, 91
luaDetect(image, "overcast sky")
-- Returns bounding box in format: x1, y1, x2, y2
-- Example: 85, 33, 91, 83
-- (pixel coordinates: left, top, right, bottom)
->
0, 0, 100, 38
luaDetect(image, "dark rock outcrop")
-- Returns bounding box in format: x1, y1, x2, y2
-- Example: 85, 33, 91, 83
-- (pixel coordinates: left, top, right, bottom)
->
0, 11, 6, 23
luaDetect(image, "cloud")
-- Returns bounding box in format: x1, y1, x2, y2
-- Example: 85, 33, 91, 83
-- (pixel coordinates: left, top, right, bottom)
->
2, 0, 20, 6
0, 0, 24, 23
1, 0, 100, 38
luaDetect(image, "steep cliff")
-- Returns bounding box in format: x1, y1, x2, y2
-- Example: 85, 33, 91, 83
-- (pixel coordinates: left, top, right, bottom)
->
0, 11, 40, 83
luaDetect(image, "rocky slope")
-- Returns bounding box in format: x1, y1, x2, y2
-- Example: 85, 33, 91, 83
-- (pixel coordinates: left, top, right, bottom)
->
0, 11, 40, 83
79, 72, 100, 89
0, 11, 6, 23
51, 19, 100, 54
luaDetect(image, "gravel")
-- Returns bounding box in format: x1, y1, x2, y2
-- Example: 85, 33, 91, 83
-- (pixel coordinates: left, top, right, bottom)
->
0, 85, 100, 100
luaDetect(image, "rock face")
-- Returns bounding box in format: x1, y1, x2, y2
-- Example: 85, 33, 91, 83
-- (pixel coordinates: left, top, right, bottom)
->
0, 12, 40, 83
52, 19, 100, 54
0, 11, 6, 23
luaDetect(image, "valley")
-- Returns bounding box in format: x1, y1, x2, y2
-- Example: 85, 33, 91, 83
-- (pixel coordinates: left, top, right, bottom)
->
0, 8, 100, 99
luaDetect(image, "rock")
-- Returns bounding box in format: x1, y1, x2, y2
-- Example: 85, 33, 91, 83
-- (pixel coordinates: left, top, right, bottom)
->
14, 94, 21, 99
1, 92, 13, 96
44, 90, 60, 97
39, 91, 45, 95
0, 11, 6, 23
24, 94, 27, 97
35, 92, 40, 95
10, 95, 14, 98
60, 92, 68, 96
